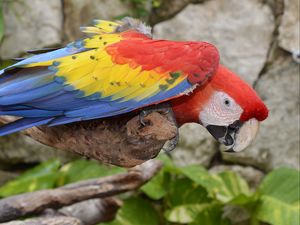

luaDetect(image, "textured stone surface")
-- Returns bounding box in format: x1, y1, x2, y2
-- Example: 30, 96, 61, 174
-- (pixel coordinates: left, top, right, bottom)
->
63, 0, 133, 41
149, 0, 205, 25
223, 50, 300, 171
154, 0, 275, 84
0, 133, 77, 167
0, 0, 63, 59
278, 0, 300, 54
171, 123, 217, 167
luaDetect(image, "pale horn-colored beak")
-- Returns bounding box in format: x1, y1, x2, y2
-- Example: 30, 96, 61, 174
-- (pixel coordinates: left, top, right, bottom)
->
229, 118, 259, 152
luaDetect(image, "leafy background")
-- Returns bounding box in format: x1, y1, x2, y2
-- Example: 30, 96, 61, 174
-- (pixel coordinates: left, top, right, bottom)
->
0, 155, 299, 225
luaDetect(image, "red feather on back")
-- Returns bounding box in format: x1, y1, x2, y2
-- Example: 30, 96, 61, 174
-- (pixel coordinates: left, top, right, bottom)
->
106, 31, 220, 85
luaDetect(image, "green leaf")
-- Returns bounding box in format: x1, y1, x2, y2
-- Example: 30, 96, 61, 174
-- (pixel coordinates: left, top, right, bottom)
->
0, 60, 14, 70
165, 203, 212, 223
215, 171, 251, 203
180, 166, 250, 203
0, 1, 4, 42
141, 169, 170, 200
167, 177, 211, 207
101, 197, 160, 225
228, 193, 256, 206
255, 168, 300, 225
259, 167, 300, 204
180, 165, 220, 190
158, 153, 178, 172
191, 205, 232, 225
256, 195, 300, 225
57, 159, 125, 185
0, 160, 61, 197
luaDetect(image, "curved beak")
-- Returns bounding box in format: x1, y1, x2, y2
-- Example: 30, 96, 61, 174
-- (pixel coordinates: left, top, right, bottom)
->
205, 119, 259, 152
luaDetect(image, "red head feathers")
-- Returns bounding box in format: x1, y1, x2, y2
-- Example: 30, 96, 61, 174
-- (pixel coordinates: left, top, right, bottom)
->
171, 65, 269, 125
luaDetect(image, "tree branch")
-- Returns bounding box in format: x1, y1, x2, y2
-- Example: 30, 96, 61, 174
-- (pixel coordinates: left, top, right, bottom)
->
0, 160, 162, 223
0, 110, 178, 167
0, 216, 83, 225
0, 198, 121, 225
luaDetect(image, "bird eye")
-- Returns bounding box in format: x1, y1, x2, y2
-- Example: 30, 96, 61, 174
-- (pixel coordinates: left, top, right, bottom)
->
224, 99, 231, 106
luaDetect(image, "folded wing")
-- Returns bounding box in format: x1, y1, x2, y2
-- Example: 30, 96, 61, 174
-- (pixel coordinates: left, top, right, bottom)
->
0, 18, 219, 136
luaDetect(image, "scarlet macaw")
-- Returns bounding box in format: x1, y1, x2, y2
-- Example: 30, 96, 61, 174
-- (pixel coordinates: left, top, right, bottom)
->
0, 18, 268, 152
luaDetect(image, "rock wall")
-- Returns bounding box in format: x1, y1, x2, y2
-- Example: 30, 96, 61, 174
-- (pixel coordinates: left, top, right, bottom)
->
0, 0, 299, 182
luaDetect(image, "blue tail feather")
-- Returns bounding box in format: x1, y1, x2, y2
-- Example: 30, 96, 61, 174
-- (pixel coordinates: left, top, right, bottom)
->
0, 82, 62, 105
0, 71, 54, 97
0, 117, 53, 136
0, 109, 63, 117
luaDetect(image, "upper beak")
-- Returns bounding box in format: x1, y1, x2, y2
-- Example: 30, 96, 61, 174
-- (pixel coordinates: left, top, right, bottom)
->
205, 118, 259, 152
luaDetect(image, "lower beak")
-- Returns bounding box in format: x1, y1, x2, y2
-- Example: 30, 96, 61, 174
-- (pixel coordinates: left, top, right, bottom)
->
206, 119, 259, 152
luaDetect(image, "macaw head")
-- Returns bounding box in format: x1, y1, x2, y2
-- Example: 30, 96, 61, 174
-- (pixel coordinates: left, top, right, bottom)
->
171, 65, 269, 152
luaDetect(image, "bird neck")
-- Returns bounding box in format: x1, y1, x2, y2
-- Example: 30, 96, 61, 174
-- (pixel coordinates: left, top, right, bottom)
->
170, 84, 215, 126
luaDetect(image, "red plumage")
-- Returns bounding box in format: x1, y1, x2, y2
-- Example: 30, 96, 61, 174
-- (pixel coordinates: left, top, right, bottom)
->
106, 31, 220, 84
171, 65, 269, 125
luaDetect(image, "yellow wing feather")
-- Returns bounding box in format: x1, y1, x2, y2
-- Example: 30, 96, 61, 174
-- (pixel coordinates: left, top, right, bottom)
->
22, 19, 187, 104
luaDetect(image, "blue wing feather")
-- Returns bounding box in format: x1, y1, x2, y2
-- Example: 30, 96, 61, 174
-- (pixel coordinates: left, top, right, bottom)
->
0, 117, 54, 136
3, 46, 86, 72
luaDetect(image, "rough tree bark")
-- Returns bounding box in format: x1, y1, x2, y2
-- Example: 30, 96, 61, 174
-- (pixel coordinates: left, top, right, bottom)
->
1, 216, 83, 225
0, 110, 178, 167
1, 198, 121, 225
0, 160, 162, 224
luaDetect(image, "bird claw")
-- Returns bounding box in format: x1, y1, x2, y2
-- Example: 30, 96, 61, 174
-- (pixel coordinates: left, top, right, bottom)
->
139, 110, 148, 126
162, 132, 179, 152
139, 103, 171, 126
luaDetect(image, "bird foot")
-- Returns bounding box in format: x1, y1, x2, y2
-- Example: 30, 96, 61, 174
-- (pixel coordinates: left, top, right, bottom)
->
139, 103, 179, 152
139, 103, 171, 126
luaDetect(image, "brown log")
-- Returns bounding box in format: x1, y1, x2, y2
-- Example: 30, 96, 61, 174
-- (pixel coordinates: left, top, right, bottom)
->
0, 160, 162, 223
0, 110, 178, 167
0, 198, 120, 225
0, 216, 83, 225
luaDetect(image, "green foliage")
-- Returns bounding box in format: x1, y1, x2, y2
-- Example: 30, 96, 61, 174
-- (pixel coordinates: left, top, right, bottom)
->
103, 198, 160, 225
0, 159, 125, 198
102, 156, 300, 225
0, 160, 61, 197
57, 159, 125, 186
120, 0, 162, 19
256, 168, 300, 225
0, 60, 14, 69
0, 156, 299, 225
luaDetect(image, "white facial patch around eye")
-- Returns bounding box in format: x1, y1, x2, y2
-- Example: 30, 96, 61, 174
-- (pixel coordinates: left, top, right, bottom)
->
200, 91, 243, 126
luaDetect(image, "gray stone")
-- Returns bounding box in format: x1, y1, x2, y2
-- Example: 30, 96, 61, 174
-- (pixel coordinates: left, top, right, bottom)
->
223, 50, 300, 171
63, 0, 133, 41
0, 0, 63, 59
154, 0, 275, 84
171, 123, 217, 167
0, 133, 77, 167
278, 0, 300, 55
149, 0, 205, 25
